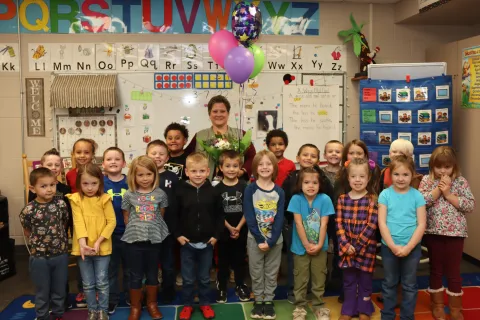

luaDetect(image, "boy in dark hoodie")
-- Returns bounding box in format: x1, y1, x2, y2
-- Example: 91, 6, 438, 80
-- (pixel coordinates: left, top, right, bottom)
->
175, 152, 224, 320
281, 144, 334, 303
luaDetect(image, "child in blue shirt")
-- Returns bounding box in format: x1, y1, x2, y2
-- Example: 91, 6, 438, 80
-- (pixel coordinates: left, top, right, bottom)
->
244, 150, 285, 320
102, 147, 129, 314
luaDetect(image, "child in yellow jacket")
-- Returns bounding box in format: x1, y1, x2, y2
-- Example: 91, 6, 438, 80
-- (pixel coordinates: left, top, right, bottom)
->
67, 163, 116, 320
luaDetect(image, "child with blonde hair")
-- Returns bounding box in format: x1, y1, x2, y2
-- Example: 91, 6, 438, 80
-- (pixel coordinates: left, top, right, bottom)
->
67, 163, 116, 320
419, 146, 475, 320
122, 156, 169, 320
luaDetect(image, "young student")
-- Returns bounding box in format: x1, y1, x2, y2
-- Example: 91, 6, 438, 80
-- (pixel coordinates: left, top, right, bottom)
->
65, 138, 97, 307
215, 150, 250, 303
21, 167, 70, 320
336, 158, 378, 320
282, 144, 333, 303
266, 129, 296, 187
121, 156, 169, 320
164, 122, 190, 180
175, 152, 223, 320
289, 167, 334, 320
379, 139, 423, 190
67, 163, 116, 320
419, 146, 475, 320
321, 140, 344, 188
146, 139, 179, 303
66, 138, 97, 193
244, 150, 285, 319
378, 155, 426, 320
102, 147, 129, 315
334, 140, 381, 203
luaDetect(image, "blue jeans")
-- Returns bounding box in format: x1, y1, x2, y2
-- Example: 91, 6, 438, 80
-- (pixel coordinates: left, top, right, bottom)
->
381, 244, 421, 320
108, 234, 130, 305
160, 235, 175, 292
77, 255, 110, 313
126, 241, 161, 289
181, 244, 213, 306
30, 254, 69, 320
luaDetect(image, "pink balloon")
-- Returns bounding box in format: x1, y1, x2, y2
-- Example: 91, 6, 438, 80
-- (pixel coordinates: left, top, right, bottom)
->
208, 30, 239, 68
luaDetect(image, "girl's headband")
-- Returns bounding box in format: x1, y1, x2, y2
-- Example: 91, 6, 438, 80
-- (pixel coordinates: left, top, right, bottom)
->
344, 159, 376, 170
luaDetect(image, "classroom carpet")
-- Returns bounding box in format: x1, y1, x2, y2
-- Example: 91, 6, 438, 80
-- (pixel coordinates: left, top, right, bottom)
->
3, 275, 480, 320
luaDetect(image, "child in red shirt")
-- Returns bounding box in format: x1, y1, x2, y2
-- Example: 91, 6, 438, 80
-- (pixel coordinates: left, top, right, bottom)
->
267, 130, 296, 186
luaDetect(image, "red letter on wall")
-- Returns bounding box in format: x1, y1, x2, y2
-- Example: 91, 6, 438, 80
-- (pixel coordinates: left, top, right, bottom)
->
143, 0, 172, 33
0, 0, 16, 20
81, 0, 109, 32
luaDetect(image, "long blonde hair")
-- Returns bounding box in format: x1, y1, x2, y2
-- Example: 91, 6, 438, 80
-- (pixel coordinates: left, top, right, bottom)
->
252, 150, 278, 182
127, 156, 159, 192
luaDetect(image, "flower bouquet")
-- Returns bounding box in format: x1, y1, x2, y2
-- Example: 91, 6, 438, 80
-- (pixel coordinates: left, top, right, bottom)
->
198, 130, 252, 181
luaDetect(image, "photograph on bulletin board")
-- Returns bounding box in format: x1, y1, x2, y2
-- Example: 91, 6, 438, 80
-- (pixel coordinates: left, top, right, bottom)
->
56, 115, 117, 159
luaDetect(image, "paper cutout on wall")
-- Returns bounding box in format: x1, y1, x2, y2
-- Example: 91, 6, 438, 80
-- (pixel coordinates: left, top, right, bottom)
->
131, 91, 153, 101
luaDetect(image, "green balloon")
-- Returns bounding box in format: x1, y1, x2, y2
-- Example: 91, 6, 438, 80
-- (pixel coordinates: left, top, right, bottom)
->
248, 44, 265, 79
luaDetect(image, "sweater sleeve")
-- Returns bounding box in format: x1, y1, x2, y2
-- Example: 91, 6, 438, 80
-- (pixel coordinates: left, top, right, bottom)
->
243, 184, 265, 244
67, 194, 88, 239
185, 134, 197, 155
100, 195, 116, 240
418, 176, 436, 207
266, 187, 285, 248
335, 196, 350, 256
456, 177, 475, 213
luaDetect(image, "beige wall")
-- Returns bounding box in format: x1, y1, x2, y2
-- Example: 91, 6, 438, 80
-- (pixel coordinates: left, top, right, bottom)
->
427, 37, 480, 260
2, 2, 480, 245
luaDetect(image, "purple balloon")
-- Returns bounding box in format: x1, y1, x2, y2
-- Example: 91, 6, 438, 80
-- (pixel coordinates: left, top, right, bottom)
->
224, 47, 254, 84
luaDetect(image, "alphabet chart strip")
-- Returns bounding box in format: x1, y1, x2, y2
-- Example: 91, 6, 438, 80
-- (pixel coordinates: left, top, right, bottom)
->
23, 43, 346, 74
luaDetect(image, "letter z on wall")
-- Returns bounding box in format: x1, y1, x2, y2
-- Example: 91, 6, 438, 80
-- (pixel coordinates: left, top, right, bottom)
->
26, 78, 45, 137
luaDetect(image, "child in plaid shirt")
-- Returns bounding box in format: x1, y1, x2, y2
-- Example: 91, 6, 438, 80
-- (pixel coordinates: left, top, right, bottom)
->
336, 158, 378, 320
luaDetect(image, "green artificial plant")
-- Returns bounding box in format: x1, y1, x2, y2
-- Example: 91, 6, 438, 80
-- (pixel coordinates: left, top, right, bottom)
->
338, 14, 366, 57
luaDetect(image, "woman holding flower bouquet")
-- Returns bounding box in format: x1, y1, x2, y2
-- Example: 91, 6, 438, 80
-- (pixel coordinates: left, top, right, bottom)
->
185, 95, 256, 182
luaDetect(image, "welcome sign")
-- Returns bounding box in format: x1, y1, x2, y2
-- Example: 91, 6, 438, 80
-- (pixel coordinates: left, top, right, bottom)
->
25, 78, 45, 137
0, 0, 320, 36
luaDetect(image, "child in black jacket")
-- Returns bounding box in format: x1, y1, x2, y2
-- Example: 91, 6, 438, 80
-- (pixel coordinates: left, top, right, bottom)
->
175, 152, 224, 320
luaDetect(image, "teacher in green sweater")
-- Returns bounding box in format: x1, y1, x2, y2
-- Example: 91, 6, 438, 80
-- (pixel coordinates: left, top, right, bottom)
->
185, 95, 256, 181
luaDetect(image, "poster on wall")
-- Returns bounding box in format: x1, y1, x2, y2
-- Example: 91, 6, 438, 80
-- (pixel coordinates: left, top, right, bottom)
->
0, 0, 319, 36
359, 76, 453, 174
0, 43, 20, 72
56, 115, 117, 158
27, 43, 346, 74
461, 46, 480, 109
25, 78, 45, 136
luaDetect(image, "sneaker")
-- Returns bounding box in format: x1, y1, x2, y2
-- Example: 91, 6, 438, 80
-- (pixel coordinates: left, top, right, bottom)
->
250, 301, 263, 319
229, 270, 235, 283
98, 310, 109, 320
287, 291, 295, 304
263, 302, 276, 320
209, 268, 216, 282
158, 268, 163, 284
235, 284, 251, 302
200, 305, 215, 319
108, 303, 117, 315
87, 310, 97, 320
314, 308, 331, 320
179, 306, 194, 320
216, 289, 227, 303
176, 274, 183, 286
75, 292, 87, 308
292, 307, 307, 320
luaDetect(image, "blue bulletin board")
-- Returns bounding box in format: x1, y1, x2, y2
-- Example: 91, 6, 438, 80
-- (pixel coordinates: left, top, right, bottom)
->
359, 76, 453, 174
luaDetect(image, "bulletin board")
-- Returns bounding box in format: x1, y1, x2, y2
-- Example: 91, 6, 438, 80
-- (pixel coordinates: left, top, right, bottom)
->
56, 115, 117, 158
359, 76, 453, 174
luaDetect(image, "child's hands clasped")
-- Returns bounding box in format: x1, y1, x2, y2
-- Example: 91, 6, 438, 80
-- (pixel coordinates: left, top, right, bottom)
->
307, 243, 322, 256
439, 175, 452, 196
79, 238, 95, 260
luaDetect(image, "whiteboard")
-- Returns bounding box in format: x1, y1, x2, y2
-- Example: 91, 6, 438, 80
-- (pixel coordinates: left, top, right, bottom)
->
368, 63, 447, 80
282, 85, 341, 161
